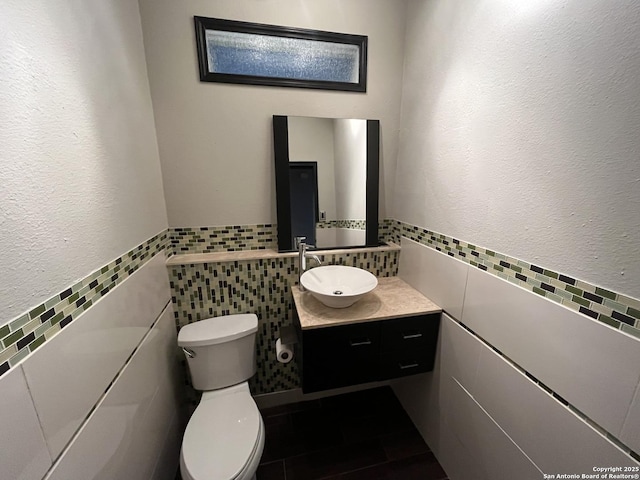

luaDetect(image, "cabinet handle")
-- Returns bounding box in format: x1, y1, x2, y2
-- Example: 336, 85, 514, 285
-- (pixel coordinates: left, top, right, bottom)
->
349, 338, 372, 347
399, 361, 419, 370
402, 332, 423, 340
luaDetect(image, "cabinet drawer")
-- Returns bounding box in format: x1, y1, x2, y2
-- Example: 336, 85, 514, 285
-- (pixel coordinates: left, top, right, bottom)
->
380, 314, 440, 353
303, 322, 380, 363
379, 350, 434, 380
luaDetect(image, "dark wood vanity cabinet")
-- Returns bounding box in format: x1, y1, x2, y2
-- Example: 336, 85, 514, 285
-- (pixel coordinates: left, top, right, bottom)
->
294, 312, 441, 393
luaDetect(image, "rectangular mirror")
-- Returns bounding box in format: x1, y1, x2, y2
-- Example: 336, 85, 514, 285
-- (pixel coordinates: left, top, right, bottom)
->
273, 115, 380, 252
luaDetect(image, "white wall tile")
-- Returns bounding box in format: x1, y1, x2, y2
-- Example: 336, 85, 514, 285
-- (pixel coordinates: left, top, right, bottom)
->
150, 411, 182, 480
439, 314, 482, 393
0, 366, 52, 480
45, 304, 181, 480
462, 266, 640, 436
437, 419, 489, 480
23, 252, 171, 459
474, 343, 639, 473
398, 237, 469, 319
621, 383, 640, 454
446, 377, 542, 480
392, 371, 441, 449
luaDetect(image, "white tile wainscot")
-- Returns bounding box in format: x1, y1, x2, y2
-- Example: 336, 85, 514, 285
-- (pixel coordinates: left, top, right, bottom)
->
462, 266, 640, 437
391, 236, 640, 480
23, 252, 171, 459
44, 305, 181, 480
0, 366, 52, 480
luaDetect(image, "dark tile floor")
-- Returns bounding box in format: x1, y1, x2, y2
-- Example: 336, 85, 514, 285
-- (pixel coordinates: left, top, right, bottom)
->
257, 386, 449, 480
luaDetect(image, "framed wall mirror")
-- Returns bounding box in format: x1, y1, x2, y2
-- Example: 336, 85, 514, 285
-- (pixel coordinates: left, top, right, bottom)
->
273, 115, 380, 252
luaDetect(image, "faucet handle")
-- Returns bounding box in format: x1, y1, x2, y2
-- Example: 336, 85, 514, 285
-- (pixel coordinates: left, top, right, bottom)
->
294, 236, 307, 249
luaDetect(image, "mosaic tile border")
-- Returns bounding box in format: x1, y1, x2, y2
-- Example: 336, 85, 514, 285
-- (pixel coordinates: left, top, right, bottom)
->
386, 219, 640, 339
0, 231, 168, 378
316, 219, 366, 230
454, 317, 640, 463
378, 218, 400, 245
168, 248, 400, 395
168, 224, 277, 256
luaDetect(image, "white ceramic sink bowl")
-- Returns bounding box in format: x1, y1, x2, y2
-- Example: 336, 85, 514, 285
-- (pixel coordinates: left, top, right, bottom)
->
300, 265, 378, 308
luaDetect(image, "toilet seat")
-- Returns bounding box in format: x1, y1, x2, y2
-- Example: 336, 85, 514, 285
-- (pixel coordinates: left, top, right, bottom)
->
181, 383, 263, 480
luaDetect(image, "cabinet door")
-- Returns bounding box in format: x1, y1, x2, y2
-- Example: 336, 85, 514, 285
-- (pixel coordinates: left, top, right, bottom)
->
302, 322, 380, 393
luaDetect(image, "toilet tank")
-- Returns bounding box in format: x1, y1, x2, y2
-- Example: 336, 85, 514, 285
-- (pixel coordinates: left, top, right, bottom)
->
178, 314, 258, 391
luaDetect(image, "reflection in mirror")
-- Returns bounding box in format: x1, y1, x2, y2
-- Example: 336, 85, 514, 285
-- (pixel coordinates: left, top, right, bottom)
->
273, 115, 379, 252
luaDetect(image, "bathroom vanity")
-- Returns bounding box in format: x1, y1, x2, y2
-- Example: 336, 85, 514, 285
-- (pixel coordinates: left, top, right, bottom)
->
292, 276, 442, 393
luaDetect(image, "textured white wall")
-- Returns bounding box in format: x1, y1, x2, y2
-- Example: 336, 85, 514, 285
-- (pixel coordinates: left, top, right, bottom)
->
0, 0, 168, 325
138, 0, 407, 227
395, 0, 640, 298
334, 119, 367, 220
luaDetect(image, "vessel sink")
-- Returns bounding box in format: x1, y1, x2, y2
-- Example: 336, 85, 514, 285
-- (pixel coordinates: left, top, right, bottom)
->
300, 265, 378, 308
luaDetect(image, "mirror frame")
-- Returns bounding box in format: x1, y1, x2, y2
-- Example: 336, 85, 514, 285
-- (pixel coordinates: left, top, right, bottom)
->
273, 115, 380, 252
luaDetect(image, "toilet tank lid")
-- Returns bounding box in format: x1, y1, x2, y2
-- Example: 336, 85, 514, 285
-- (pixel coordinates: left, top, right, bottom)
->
178, 314, 258, 347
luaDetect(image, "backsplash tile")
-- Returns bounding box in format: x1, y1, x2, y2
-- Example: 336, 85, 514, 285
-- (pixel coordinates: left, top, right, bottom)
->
316, 219, 366, 230
0, 231, 168, 378
168, 224, 277, 256
168, 248, 400, 395
386, 219, 640, 338
379, 218, 402, 245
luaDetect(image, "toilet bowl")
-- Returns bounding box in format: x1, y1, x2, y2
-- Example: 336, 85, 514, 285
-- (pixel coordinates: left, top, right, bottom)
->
180, 383, 264, 480
178, 314, 264, 480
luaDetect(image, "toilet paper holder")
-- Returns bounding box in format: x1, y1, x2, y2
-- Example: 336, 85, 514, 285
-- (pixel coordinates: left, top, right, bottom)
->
276, 326, 297, 364
279, 325, 297, 345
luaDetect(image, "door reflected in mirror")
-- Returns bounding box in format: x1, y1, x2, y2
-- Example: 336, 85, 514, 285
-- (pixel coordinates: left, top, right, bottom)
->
273, 115, 379, 252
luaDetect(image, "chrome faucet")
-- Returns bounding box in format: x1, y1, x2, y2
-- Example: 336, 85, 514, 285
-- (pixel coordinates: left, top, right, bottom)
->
296, 236, 322, 291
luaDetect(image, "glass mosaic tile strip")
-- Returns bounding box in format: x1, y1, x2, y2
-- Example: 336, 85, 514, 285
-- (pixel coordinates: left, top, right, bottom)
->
0, 231, 168, 378
316, 219, 366, 230
168, 224, 277, 256
387, 219, 640, 337
378, 218, 401, 245
454, 317, 639, 462
168, 248, 399, 396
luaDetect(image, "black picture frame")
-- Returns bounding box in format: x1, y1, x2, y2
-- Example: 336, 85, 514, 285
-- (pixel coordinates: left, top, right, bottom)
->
194, 16, 368, 92
273, 115, 380, 252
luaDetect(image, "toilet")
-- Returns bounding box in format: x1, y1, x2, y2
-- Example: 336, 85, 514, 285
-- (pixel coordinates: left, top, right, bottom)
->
178, 314, 265, 480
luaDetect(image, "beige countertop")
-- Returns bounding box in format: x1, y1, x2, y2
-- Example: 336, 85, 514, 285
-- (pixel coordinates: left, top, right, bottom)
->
293, 276, 442, 330
166, 242, 401, 266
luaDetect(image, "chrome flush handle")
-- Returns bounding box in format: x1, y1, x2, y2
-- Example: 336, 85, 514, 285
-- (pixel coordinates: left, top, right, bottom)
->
182, 347, 196, 358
